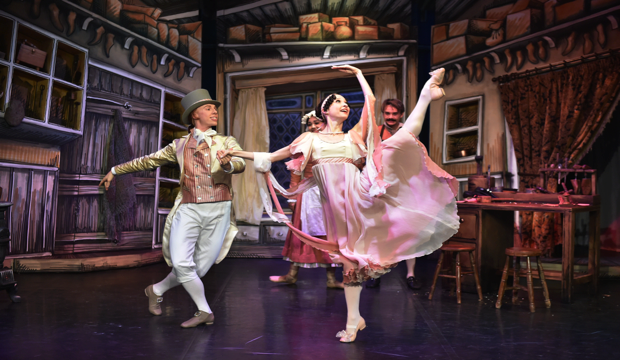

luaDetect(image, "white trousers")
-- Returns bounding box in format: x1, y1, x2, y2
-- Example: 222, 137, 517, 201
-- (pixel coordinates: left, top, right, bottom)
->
169, 201, 232, 283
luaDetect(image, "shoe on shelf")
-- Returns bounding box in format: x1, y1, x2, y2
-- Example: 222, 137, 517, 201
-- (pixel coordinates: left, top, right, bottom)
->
337, 317, 367, 343
365, 278, 381, 288
181, 311, 214, 328
144, 285, 163, 316
406, 276, 422, 290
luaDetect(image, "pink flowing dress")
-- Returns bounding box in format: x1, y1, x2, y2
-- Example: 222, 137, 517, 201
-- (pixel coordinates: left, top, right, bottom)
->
285, 126, 460, 285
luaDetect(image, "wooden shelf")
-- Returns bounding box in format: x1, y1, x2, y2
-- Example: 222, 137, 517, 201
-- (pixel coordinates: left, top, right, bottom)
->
162, 118, 187, 131
54, 41, 86, 87
431, 5, 620, 69
14, 23, 54, 74
59, 0, 200, 68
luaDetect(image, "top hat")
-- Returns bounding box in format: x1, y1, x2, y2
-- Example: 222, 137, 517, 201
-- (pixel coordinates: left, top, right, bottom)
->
181, 89, 221, 125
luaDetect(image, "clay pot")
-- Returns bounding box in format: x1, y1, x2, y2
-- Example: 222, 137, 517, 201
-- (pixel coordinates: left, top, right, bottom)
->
334, 21, 353, 41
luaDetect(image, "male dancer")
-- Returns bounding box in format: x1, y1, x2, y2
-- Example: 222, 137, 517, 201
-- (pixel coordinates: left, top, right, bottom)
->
366, 98, 422, 290
99, 89, 245, 328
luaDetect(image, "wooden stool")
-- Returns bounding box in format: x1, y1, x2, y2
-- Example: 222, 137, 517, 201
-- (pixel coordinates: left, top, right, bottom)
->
428, 243, 483, 304
495, 247, 551, 312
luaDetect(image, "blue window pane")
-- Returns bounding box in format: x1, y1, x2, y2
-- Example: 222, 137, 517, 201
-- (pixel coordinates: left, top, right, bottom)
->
268, 112, 302, 205
266, 97, 303, 110
342, 107, 362, 133
305, 95, 314, 108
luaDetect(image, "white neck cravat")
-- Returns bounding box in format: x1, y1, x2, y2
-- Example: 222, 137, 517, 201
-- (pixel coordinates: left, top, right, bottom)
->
193, 128, 217, 146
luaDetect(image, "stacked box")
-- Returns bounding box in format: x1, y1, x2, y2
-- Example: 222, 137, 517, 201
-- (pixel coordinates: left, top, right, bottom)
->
485, 3, 514, 19
554, 0, 587, 24
432, 24, 448, 44
298, 13, 329, 24
432, 36, 487, 65
449, 19, 496, 37
308, 22, 334, 41
505, 9, 543, 41
387, 23, 410, 39
354, 25, 394, 40
227, 24, 263, 44
350, 16, 377, 25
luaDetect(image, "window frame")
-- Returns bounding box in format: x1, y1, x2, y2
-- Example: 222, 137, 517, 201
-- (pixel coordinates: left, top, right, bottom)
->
442, 95, 483, 164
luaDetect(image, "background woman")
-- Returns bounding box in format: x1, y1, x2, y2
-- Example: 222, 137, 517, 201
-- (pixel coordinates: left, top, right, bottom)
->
218, 65, 459, 343
270, 110, 343, 289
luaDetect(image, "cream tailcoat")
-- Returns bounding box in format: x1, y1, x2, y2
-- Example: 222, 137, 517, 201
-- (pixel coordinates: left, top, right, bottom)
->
114, 134, 245, 266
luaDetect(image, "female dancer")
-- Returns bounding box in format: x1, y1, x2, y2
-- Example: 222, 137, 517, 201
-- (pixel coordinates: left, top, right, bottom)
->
269, 111, 344, 289
218, 65, 459, 342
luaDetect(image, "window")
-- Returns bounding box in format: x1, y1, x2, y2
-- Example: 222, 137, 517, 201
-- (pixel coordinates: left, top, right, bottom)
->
443, 95, 483, 164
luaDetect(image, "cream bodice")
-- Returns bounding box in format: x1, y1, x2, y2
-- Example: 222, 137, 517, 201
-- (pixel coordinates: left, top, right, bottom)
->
311, 134, 355, 160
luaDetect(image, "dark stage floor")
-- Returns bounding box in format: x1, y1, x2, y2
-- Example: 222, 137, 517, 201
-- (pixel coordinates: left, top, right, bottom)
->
1, 258, 619, 360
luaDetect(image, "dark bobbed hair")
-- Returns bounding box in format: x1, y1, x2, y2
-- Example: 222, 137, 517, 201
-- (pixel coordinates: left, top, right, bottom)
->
382, 98, 405, 114
315, 93, 340, 120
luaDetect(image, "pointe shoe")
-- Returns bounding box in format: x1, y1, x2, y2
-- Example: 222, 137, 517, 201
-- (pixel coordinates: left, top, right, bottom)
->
562, 31, 576, 56
537, 40, 548, 61
427, 68, 446, 100
130, 45, 139, 68
526, 42, 538, 64
104, 33, 115, 57
483, 56, 494, 74
49, 3, 64, 32
151, 54, 158, 74
144, 285, 163, 316
583, 32, 593, 55
89, 25, 105, 46
67, 11, 77, 36
596, 23, 606, 48
337, 317, 366, 343
504, 48, 514, 72
181, 311, 214, 328
140, 45, 149, 67
164, 59, 176, 77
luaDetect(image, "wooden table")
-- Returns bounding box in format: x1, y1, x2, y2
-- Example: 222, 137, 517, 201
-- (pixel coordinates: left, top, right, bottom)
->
454, 201, 600, 304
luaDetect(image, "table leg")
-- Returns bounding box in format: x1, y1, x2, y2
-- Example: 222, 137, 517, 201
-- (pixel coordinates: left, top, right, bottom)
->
561, 211, 575, 303
588, 210, 600, 295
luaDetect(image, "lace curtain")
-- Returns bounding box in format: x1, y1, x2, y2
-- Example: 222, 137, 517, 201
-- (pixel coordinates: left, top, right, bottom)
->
374, 73, 398, 126
498, 54, 620, 255
231, 87, 270, 225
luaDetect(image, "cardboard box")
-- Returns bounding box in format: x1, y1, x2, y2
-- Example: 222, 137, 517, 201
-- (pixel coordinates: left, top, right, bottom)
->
591, 0, 620, 11
332, 17, 352, 26
505, 9, 543, 41
178, 35, 201, 62
227, 24, 262, 44
387, 23, 410, 39
449, 19, 496, 37
128, 24, 158, 41
432, 35, 487, 65
265, 33, 301, 42
354, 25, 394, 40
544, 0, 558, 28
349, 16, 377, 26
298, 13, 329, 24
432, 24, 448, 44
300, 23, 309, 39
308, 22, 334, 41
485, 3, 514, 19
168, 28, 179, 49
554, 0, 586, 24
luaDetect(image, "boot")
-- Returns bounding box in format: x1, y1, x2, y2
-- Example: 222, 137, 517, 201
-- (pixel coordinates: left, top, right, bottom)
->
49, 3, 64, 32
485, 21, 504, 47
515, 49, 525, 70
596, 23, 606, 48
104, 33, 114, 58
526, 42, 538, 64
537, 40, 548, 61
130, 45, 139, 68
177, 61, 186, 81
89, 25, 105, 46
269, 263, 298, 284
504, 48, 514, 72
164, 59, 176, 77
326, 268, 344, 289
445, 68, 455, 85
67, 11, 77, 36
583, 32, 593, 55
475, 62, 483, 82
483, 56, 494, 74
151, 54, 158, 74
466, 60, 474, 83
562, 31, 576, 56
31, 0, 41, 19
140, 45, 149, 67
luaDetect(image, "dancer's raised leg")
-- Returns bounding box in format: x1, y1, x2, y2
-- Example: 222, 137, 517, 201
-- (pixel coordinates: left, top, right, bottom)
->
403, 68, 445, 137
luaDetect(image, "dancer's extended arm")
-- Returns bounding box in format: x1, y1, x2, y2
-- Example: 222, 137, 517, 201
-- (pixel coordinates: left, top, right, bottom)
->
333, 65, 376, 141
217, 144, 292, 163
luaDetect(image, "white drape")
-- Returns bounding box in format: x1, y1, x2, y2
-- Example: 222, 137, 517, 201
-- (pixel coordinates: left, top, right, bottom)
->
374, 73, 398, 126
231, 87, 269, 225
